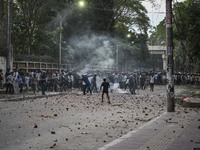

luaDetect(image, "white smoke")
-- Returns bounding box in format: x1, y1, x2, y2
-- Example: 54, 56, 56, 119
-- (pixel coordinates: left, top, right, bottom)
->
110, 83, 128, 94
69, 33, 115, 74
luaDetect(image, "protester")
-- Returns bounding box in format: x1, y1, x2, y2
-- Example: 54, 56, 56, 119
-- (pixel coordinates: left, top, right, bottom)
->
91, 73, 98, 93
129, 75, 136, 94
60, 75, 66, 92
80, 73, 93, 95
1, 67, 199, 97
124, 75, 129, 90
31, 73, 37, 94
18, 76, 23, 93
100, 78, 111, 104
150, 73, 155, 92
53, 73, 59, 92
25, 73, 30, 93
13, 70, 19, 94
41, 72, 46, 95
0, 69, 4, 89
6, 72, 14, 94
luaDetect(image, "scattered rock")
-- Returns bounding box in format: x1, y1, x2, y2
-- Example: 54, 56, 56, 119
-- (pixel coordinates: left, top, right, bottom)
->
50, 143, 56, 148
34, 124, 38, 128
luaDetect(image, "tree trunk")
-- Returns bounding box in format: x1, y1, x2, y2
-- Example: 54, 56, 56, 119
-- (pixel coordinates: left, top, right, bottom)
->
0, 0, 4, 20
27, 32, 31, 54
7, 0, 13, 71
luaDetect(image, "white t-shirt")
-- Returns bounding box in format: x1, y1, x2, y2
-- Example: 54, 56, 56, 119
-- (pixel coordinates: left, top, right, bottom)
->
150, 76, 155, 83
25, 76, 30, 85
7, 74, 14, 84
13, 72, 19, 81
125, 79, 129, 84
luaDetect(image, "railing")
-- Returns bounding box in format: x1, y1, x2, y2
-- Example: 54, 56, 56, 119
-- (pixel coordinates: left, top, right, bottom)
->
13, 61, 73, 72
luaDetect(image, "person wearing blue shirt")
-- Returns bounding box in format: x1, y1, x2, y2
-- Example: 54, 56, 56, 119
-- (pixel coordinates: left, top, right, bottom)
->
25, 73, 30, 93
18, 76, 23, 93
80, 73, 93, 95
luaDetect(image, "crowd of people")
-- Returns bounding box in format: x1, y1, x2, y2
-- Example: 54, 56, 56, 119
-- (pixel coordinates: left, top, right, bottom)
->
0, 68, 200, 96
0, 69, 75, 95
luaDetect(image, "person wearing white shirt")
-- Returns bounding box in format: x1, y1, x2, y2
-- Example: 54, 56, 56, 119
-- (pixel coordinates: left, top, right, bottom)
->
25, 73, 30, 93
150, 73, 155, 92
13, 70, 19, 94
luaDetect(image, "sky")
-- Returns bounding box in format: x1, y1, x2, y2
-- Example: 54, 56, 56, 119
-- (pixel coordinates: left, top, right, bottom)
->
142, 0, 186, 27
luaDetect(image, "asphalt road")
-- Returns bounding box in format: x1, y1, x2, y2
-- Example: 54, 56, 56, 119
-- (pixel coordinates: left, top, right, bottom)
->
0, 86, 194, 150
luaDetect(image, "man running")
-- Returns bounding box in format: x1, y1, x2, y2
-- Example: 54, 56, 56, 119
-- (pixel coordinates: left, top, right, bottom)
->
100, 78, 111, 104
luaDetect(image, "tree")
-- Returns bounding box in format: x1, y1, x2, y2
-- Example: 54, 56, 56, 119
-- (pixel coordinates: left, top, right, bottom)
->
114, 0, 150, 35
12, 0, 46, 54
3, 0, 152, 71
149, 19, 166, 46
0, 0, 6, 56
173, 0, 200, 72
149, 0, 200, 72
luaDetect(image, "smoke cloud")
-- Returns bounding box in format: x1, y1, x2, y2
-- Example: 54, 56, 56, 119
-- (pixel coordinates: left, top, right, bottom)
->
69, 33, 116, 74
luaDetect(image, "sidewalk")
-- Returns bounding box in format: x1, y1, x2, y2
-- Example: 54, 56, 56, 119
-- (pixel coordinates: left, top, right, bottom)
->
99, 109, 200, 150
0, 89, 67, 101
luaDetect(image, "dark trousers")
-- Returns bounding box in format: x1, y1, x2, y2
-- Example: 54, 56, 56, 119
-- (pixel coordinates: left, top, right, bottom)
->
60, 84, 66, 92
19, 84, 23, 93
6, 83, 13, 94
83, 84, 92, 95
54, 83, 57, 92
92, 84, 97, 93
42, 83, 46, 95
32, 84, 36, 93
129, 85, 135, 94
150, 83, 154, 91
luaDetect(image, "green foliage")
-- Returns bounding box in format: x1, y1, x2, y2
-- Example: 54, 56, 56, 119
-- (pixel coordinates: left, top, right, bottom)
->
173, 0, 200, 72
1, 0, 152, 70
149, 0, 200, 72
0, 0, 7, 56
149, 20, 166, 46
114, 0, 150, 35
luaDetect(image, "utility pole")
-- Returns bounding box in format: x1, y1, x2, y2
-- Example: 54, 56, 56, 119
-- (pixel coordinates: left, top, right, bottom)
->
7, 0, 13, 71
116, 44, 118, 71
166, 0, 175, 112
59, 18, 62, 74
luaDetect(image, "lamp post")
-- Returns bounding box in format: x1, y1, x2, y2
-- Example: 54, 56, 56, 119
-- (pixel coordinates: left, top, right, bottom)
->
127, 33, 131, 38
57, 2, 84, 73
79, 1, 85, 7
57, 13, 68, 74
116, 44, 119, 71
116, 34, 131, 71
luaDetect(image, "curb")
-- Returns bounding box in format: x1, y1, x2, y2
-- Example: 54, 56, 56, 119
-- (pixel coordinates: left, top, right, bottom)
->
0, 92, 67, 102
176, 97, 200, 108
183, 101, 200, 108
